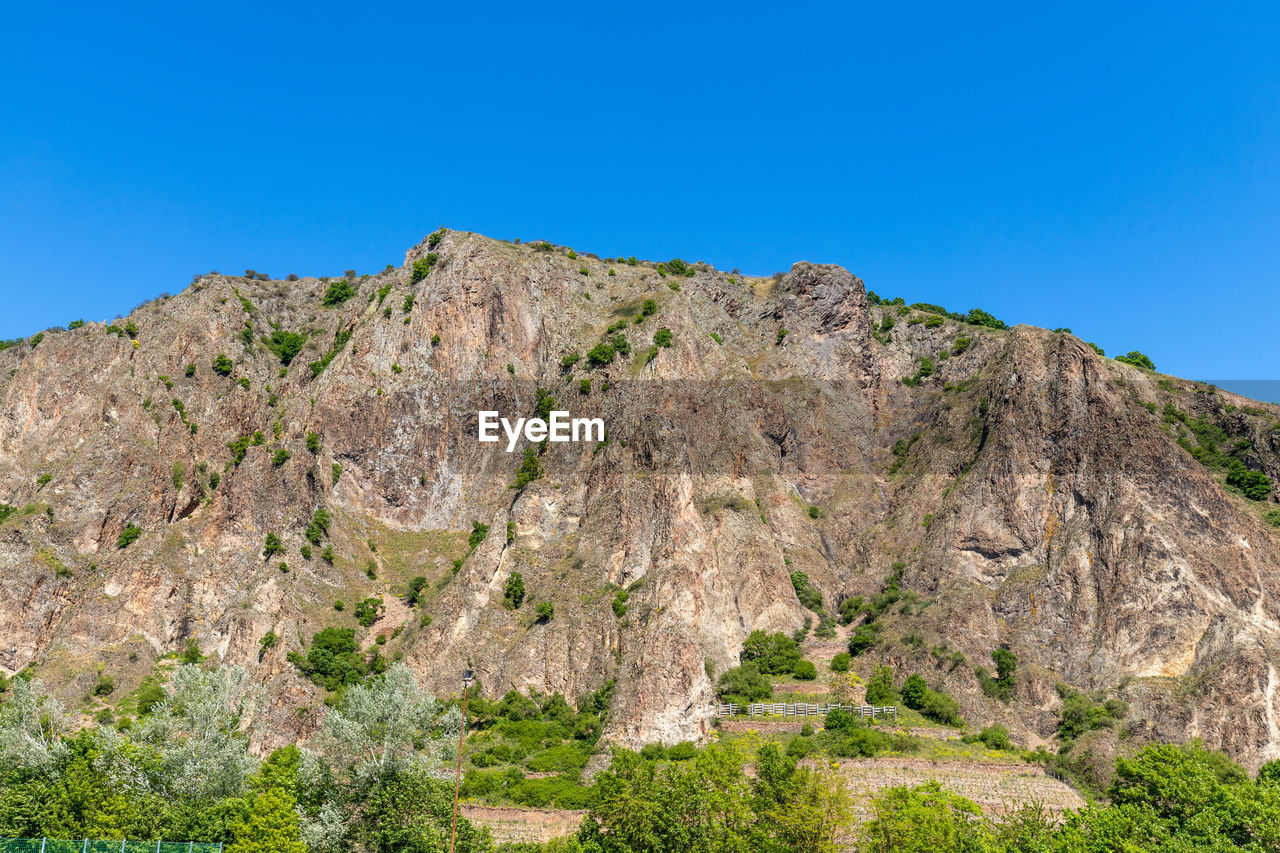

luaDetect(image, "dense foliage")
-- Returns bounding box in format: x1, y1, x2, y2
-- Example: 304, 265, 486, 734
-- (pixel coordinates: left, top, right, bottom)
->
0, 665, 483, 852
859, 743, 1280, 853
6, 661, 1278, 853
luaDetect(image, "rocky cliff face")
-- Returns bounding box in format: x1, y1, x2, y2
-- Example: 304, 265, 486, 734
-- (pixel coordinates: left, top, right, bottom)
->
2, 230, 1278, 769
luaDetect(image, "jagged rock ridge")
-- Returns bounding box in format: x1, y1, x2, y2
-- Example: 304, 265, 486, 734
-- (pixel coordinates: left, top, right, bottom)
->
2, 230, 1278, 770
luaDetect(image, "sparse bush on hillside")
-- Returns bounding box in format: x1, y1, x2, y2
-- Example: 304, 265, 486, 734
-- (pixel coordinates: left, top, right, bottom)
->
305, 506, 332, 544
411, 253, 439, 283
469, 520, 490, 550
790, 570, 824, 613
405, 576, 428, 607
847, 622, 881, 655
320, 280, 355, 307
963, 308, 1006, 329
212, 354, 233, 376
901, 674, 928, 708
503, 572, 526, 609
117, 523, 141, 549
920, 687, 963, 726
308, 328, 353, 377
262, 330, 307, 365
354, 596, 383, 627
1056, 684, 1127, 747
587, 342, 615, 366
977, 647, 1018, 701
657, 258, 696, 278
1116, 350, 1156, 371
963, 723, 1013, 751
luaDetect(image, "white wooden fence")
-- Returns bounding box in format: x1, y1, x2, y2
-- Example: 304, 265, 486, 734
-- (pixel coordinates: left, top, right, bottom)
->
716, 702, 897, 720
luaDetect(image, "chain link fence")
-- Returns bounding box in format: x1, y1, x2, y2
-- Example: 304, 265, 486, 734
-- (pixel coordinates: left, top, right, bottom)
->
0, 841, 222, 853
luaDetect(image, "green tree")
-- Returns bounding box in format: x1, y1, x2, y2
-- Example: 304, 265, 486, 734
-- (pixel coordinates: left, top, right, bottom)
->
306, 506, 332, 544
117, 523, 142, 549
321, 280, 355, 307
468, 520, 490, 549
95, 664, 257, 802
511, 447, 542, 489
228, 787, 306, 853
847, 623, 881, 655
864, 665, 896, 706
716, 662, 772, 705
1109, 742, 1227, 826
993, 647, 1017, 689
790, 571, 824, 612
900, 674, 928, 710
579, 743, 754, 853
918, 688, 962, 727
860, 781, 990, 853
357, 767, 490, 853
792, 660, 817, 680
750, 744, 852, 853
311, 664, 451, 785
504, 572, 526, 609
405, 576, 428, 607
741, 630, 801, 675
1116, 350, 1156, 371
263, 330, 307, 365
586, 342, 616, 367
288, 627, 368, 690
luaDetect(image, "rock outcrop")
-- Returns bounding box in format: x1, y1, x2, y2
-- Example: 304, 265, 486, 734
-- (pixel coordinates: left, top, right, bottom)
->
2, 230, 1278, 769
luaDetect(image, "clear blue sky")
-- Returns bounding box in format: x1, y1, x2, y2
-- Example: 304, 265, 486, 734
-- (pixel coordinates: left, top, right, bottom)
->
3, 2, 1278, 387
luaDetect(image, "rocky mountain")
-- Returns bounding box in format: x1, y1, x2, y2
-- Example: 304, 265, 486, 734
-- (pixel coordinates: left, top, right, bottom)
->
2, 229, 1279, 772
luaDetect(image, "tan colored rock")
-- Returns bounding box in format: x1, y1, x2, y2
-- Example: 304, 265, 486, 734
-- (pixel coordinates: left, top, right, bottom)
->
2, 231, 1279, 771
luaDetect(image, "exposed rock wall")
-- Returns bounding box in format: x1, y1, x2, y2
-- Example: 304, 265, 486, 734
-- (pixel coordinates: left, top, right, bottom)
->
1, 230, 1278, 769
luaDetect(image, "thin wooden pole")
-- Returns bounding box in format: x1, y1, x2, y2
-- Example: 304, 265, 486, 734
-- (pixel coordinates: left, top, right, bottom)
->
450, 681, 470, 853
